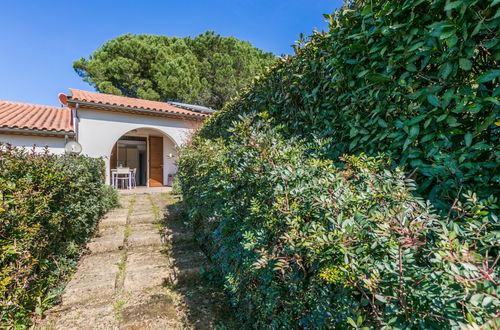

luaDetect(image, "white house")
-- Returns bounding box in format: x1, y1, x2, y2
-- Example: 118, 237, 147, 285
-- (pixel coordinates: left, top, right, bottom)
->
0, 89, 213, 186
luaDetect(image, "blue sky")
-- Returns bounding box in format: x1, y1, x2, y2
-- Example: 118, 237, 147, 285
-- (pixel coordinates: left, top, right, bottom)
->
0, 0, 343, 106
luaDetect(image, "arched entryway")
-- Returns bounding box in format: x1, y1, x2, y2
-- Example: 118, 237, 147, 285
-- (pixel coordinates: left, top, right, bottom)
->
109, 127, 177, 187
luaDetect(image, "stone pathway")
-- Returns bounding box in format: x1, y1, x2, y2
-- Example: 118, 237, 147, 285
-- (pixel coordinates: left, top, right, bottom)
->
41, 192, 235, 329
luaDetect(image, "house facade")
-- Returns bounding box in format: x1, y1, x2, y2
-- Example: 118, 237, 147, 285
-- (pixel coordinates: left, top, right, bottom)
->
0, 89, 212, 186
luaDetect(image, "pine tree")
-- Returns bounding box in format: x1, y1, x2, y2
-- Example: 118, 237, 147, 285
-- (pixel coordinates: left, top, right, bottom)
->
73, 32, 275, 109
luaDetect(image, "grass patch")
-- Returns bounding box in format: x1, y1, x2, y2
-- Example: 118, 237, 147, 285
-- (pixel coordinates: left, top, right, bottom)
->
113, 299, 126, 320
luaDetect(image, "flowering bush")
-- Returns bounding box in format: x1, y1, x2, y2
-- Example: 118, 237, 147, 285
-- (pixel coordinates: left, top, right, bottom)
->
179, 118, 498, 328
0, 144, 118, 326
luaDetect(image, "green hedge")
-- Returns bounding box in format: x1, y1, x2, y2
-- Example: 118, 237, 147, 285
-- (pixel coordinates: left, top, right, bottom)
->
179, 0, 499, 327
0, 144, 118, 326
179, 120, 499, 328
198, 0, 499, 209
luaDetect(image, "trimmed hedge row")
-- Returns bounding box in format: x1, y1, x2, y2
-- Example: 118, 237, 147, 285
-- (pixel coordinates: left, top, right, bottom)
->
179, 121, 499, 328
198, 0, 499, 209
0, 144, 118, 326
179, 0, 499, 327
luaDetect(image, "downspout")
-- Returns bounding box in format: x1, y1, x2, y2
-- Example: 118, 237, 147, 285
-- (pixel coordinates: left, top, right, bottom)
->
73, 102, 80, 141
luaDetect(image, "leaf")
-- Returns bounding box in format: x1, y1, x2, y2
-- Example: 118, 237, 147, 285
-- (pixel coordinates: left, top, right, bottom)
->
430, 22, 454, 37
406, 63, 417, 72
464, 132, 472, 147
421, 133, 435, 142
446, 116, 459, 127
470, 294, 482, 306
471, 21, 483, 36
367, 73, 392, 82
347, 317, 358, 328
437, 114, 447, 122
483, 97, 499, 105
407, 115, 427, 126
459, 58, 472, 71
476, 111, 497, 133
439, 27, 456, 40
482, 296, 494, 307
409, 125, 420, 137
375, 294, 387, 303
349, 138, 359, 150
403, 138, 412, 150
439, 62, 453, 79
350, 127, 359, 137
445, 1, 463, 10
477, 69, 500, 83
378, 119, 388, 128
408, 41, 425, 52
427, 94, 441, 107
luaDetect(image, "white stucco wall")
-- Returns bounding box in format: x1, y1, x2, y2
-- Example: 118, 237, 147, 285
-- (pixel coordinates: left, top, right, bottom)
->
76, 108, 200, 185
0, 134, 67, 154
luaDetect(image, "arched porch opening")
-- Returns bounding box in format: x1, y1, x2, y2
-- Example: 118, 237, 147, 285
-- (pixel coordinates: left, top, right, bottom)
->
108, 127, 178, 187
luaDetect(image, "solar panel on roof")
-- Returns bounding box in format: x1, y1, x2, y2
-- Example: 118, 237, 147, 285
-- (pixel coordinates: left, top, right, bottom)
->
168, 102, 216, 114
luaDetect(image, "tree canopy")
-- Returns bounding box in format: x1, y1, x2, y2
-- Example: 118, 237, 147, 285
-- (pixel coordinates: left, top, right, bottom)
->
73, 32, 276, 109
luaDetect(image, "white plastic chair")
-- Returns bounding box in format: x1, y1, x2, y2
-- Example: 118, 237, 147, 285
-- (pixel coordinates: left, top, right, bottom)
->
131, 168, 137, 188
116, 167, 132, 189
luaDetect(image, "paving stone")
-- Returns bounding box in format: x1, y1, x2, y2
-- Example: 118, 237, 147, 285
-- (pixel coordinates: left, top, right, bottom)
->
57, 252, 122, 307
97, 224, 126, 238
123, 247, 169, 293
44, 302, 119, 330
128, 213, 156, 224
132, 199, 151, 205
100, 216, 127, 228
127, 225, 162, 248
119, 292, 180, 330
87, 231, 124, 254
106, 208, 129, 218
130, 205, 154, 212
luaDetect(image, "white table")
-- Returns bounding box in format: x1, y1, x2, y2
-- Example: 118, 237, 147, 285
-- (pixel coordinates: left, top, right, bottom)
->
111, 168, 133, 189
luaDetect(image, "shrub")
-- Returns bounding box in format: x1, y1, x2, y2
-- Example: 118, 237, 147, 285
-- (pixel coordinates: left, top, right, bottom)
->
198, 0, 499, 209
171, 175, 182, 195
179, 0, 499, 327
101, 184, 120, 210
0, 144, 118, 326
178, 118, 499, 328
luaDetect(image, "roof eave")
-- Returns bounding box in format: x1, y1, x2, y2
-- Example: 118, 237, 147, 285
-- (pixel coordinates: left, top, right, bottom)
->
0, 127, 75, 137
67, 99, 208, 120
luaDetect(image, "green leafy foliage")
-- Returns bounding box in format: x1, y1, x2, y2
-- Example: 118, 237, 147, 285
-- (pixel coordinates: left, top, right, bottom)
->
199, 0, 499, 209
74, 31, 276, 109
179, 0, 499, 326
0, 144, 118, 327
178, 117, 499, 328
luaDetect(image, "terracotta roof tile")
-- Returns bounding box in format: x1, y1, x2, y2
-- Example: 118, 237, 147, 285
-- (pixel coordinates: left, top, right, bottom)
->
0, 100, 73, 133
67, 89, 210, 118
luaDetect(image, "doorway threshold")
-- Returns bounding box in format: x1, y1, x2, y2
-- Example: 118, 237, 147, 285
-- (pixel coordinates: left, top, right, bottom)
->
118, 186, 172, 195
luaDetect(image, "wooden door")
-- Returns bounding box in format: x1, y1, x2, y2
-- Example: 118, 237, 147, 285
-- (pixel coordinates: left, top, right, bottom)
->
149, 136, 163, 187
110, 143, 117, 176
